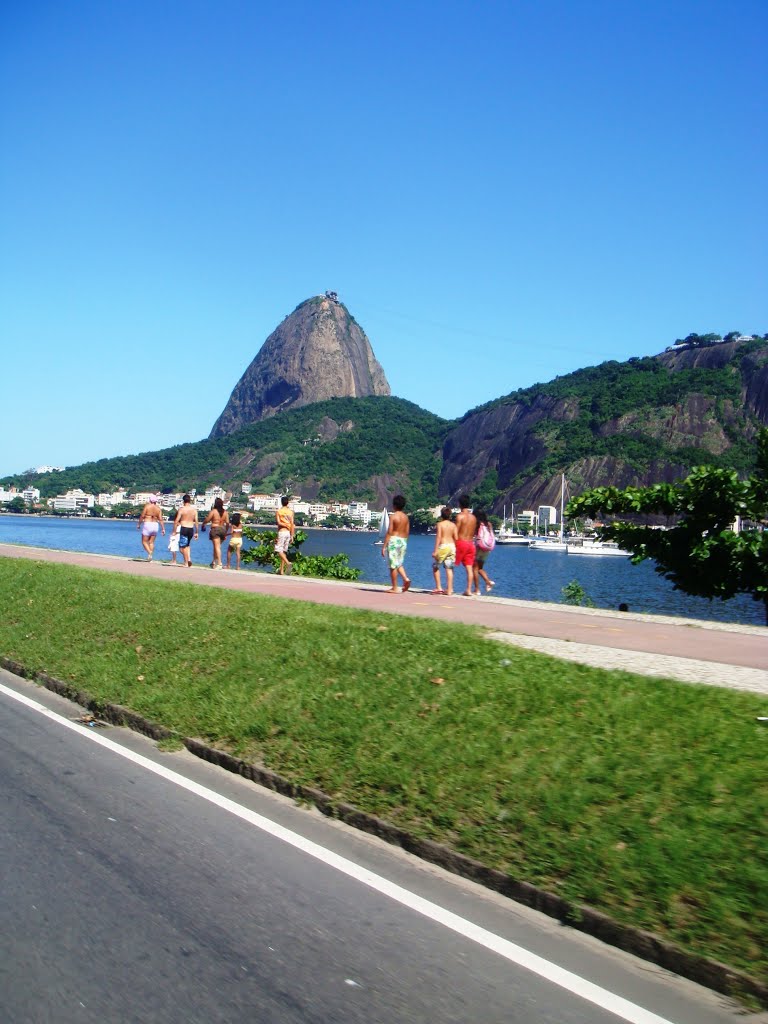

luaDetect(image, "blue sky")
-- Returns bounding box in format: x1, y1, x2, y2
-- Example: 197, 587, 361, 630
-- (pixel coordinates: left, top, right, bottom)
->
1, 0, 765, 478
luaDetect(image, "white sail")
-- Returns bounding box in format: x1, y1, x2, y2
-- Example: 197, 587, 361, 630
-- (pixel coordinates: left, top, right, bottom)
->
374, 507, 390, 544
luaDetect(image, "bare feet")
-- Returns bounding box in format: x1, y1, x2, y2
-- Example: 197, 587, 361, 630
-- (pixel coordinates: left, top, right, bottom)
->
385, 587, 399, 594
402, 579, 411, 593
430, 589, 445, 595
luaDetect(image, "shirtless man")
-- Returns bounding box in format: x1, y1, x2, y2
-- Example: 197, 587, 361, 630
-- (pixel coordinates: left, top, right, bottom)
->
431, 506, 458, 595
275, 495, 295, 575
381, 494, 411, 593
173, 494, 199, 568
455, 494, 478, 596
137, 496, 165, 561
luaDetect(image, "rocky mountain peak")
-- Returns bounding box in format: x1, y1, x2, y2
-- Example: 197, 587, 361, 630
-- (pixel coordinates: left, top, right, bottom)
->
209, 294, 391, 437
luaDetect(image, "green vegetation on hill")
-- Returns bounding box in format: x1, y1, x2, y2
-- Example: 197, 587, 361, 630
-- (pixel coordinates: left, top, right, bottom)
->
8, 397, 451, 506
6, 337, 766, 509
467, 339, 767, 491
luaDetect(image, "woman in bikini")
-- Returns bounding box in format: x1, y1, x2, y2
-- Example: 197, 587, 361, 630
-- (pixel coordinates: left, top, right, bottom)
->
202, 497, 229, 570
226, 512, 244, 570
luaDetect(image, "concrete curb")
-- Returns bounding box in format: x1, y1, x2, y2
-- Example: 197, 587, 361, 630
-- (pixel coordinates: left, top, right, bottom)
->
4, 653, 766, 1009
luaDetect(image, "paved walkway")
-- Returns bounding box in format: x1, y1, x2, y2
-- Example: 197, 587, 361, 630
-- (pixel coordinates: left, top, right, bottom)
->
2, 543, 766, 695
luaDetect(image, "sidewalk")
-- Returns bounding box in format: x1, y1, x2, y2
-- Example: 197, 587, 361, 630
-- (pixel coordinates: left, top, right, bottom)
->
2, 543, 766, 695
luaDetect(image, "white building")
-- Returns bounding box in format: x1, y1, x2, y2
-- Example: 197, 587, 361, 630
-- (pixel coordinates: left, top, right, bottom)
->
159, 493, 184, 511
517, 509, 537, 530
347, 501, 372, 526
22, 487, 41, 504
307, 502, 330, 522
241, 482, 252, 494
97, 490, 129, 508
131, 492, 157, 507
248, 493, 281, 512
537, 505, 557, 530
290, 500, 312, 517
49, 488, 95, 512
0, 486, 19, 504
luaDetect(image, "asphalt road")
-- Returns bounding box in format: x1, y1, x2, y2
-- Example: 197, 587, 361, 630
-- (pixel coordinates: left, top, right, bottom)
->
1, 672, 755, 1024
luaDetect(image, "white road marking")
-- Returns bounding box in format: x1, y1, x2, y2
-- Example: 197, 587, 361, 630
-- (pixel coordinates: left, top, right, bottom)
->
1, 680, 675, 1024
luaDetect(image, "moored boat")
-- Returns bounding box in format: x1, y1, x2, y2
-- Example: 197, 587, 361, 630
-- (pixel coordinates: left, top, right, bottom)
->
495, 504, 531, 545
567, 540, 630, 557
530, 538, 568, 550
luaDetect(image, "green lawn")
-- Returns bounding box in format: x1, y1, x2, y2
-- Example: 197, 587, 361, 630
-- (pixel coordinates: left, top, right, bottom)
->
2, 556, 766, 981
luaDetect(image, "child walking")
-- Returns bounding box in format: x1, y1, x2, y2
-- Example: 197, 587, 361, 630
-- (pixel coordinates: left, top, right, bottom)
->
168, 524, 180, 565
381, 494, 411, 593
226, 512, 243, 570
431, 506, 457, 595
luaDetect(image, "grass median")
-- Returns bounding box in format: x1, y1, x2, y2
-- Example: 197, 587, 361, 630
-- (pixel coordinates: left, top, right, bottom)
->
2, 556, 766, 982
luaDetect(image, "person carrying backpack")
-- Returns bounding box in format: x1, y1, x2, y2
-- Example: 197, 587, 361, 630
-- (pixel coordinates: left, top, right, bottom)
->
473, 508, 496, 595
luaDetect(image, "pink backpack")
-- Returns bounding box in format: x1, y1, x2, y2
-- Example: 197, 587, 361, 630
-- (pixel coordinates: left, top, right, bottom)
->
477, 522, 496, 551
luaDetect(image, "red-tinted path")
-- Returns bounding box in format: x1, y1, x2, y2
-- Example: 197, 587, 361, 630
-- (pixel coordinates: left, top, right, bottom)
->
2, 543, 765, 675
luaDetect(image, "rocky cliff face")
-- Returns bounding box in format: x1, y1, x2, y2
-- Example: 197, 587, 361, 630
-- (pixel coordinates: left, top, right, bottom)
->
438, 338, 768, 512
210, 295, 390, 437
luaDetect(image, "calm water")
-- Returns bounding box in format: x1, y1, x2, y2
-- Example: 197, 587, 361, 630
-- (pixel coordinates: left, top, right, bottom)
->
0, 515, 762, 626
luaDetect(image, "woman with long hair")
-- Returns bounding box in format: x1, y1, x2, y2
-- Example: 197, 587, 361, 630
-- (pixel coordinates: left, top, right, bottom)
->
473, 508, 496, 595
202, 497, 229, 570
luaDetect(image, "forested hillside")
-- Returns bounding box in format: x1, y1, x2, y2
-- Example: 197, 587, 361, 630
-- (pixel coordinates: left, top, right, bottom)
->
10, 397, 450, 508
440, 336, 768, 511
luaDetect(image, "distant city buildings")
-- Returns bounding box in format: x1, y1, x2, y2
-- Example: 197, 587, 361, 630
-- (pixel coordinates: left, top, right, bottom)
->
0, 477, 381, 529
0, 484, 40, 504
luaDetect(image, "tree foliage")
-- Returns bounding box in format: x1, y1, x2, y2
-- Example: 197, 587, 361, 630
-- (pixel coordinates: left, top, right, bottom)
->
240, 527, 361, 581
567, 429, 768, 622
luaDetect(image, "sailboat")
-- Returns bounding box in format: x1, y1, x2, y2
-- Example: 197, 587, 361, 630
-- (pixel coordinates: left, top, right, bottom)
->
530, 474, 568, 550
495, 505, 530, 545
567, 539, 630, 557
374, 506, 389, 545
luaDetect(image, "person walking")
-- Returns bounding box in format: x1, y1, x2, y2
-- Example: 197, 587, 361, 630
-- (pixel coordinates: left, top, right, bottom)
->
274, 495, 295, 575
168, 524, 181, 565
473, 508, 496, 595
455, 495, 478, 596
202, 497, 229, 569
173, 494, 199, 568
431, 506, 457, 595
137, 496, 165, 561
381, 494, 411, 593
226, 512, 244, 570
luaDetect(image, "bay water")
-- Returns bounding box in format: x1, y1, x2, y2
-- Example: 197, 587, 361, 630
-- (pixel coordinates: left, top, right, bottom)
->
0, 514, 762, 626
